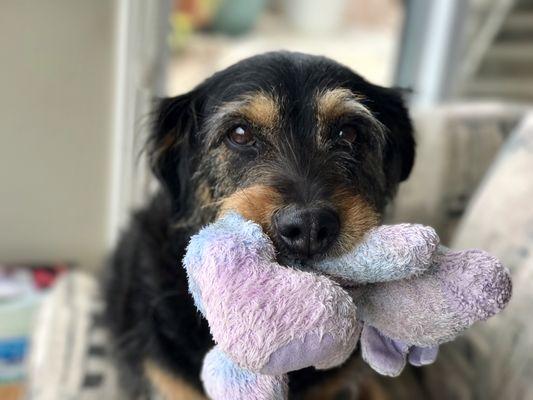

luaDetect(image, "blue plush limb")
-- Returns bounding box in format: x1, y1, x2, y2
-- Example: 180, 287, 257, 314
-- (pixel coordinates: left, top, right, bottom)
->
201, 346, 288, 400
314, 223, 440, 283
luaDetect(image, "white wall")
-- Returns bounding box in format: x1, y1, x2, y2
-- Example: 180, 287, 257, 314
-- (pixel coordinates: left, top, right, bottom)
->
0, 1, 117, 270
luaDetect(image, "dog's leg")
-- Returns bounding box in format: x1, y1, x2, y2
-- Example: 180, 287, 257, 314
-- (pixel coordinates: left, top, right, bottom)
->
299, 357, 427, 400
145, 360, 207, 400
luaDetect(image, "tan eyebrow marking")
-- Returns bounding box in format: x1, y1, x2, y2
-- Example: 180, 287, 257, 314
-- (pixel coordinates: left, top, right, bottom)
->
316, 88, 370, 122
210, 91, 280, 127
204, 91, 280, 148
240, 91, 280, 127
315, 88, 386, 143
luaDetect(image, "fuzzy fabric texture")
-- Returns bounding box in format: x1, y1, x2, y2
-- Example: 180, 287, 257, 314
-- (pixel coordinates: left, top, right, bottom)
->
184, 212, 360, 374
352, 248, 512, 348
360, 324, 439, 377
315, 223, 439, 283
183, 212, 512, 398
201, 347, 288, 400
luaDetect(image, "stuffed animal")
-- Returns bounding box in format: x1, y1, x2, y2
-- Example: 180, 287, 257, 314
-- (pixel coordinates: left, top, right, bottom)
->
184, 212, 511, 400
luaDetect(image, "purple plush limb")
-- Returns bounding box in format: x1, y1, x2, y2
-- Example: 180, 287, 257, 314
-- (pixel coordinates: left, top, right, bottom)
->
435, 248, 513, 324
260, 324, 363, 374
360, 325, 439, 377
201, 346, 288, 400
353, 247, 512, 347
360, 324, 409, 377
408, 345, 439, 367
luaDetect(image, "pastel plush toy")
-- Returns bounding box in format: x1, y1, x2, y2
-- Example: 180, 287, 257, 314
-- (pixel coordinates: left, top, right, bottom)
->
184, 212, 511, 400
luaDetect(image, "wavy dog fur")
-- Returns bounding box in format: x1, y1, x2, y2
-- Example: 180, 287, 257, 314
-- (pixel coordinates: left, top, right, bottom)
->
103, 51, 415, 399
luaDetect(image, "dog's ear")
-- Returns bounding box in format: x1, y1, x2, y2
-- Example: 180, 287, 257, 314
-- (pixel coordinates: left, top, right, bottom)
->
148, 90, 201, 213
370, 86, 415, 189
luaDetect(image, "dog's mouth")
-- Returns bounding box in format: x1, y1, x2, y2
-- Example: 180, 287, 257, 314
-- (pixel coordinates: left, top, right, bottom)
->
325, 275, 359, 289
276, 252, 358, 290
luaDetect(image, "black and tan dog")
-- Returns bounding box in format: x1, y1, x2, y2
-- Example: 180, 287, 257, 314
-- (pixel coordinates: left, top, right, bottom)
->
103, 51, 415, 399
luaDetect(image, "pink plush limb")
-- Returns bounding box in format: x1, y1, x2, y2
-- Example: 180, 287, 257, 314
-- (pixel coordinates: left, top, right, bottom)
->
184, 213, 360, 375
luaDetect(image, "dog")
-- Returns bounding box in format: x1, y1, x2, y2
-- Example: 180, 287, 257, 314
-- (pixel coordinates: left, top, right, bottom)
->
103, 51, 415, 399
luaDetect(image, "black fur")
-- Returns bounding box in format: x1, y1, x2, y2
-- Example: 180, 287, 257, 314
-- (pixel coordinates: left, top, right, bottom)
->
103, 51, 415, 398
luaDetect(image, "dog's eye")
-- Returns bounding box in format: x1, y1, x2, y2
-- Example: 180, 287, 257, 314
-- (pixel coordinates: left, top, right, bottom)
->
227, 125, 255, 147
336, 125, 357, 144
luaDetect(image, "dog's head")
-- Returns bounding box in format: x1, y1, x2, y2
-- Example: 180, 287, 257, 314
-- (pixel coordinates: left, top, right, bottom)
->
149, 52, 414, 262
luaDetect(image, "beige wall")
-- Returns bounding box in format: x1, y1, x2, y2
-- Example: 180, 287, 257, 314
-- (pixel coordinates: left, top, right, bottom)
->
0, 1, 116, 270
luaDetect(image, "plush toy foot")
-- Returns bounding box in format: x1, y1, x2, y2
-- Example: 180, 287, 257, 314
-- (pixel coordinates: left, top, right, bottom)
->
185, 212, 360, 374
434, 248, 512, 324
201, 347, 288, 400
259, 321, 363, 374
353, 248, 512, 347
360, 324, 438, 377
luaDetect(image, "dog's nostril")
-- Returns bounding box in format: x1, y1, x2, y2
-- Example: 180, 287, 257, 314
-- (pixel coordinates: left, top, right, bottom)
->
317, 227, 329, 242
283, 226, 301, 240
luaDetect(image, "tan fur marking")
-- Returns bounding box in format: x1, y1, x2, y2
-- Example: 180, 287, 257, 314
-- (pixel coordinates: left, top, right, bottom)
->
196, 180, 214, 206
145, 361, 206, 400
303, 378, 358, 399
357, 378, 390, 400
331, 189, 379, 255
219, 186, 377, 254
316, 88, 366, 122
301, 357, 392, 400
151, 133, 177, 164
241, 92, 280, 128
218, 185, 283, 233
301, 357, 360, 400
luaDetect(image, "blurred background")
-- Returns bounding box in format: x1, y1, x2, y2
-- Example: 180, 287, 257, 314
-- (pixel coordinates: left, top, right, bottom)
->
1, 0, 533, 398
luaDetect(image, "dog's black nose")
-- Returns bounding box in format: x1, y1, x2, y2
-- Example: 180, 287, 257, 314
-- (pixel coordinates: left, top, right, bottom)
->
274, 206, 340, 259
